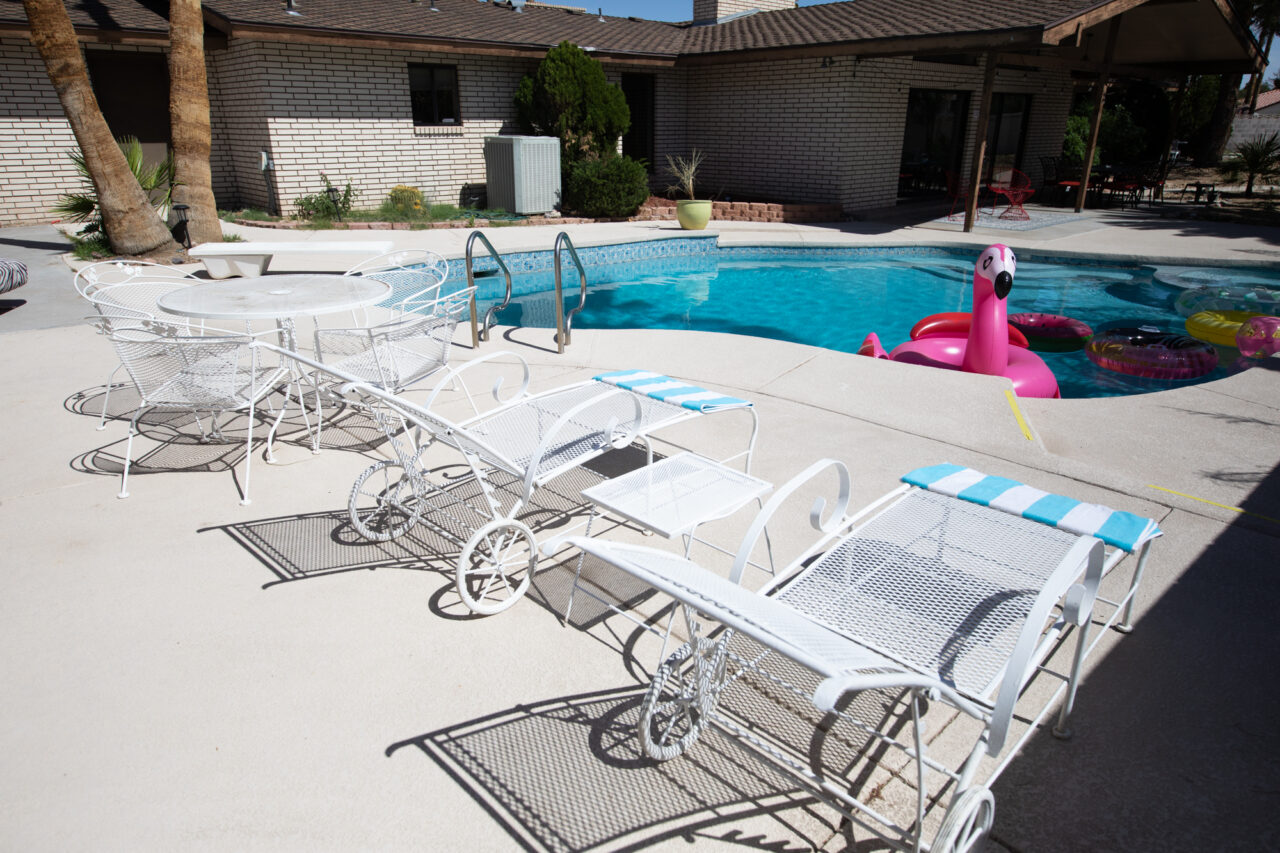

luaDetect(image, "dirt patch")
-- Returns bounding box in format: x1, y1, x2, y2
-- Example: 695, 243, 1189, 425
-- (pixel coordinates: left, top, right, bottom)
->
1164, 163, 1280, 226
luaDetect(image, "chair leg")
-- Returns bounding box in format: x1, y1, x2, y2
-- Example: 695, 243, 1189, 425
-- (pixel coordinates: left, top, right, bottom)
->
263, 382, 295, 465
97, 364, 124, 431
118, 410, 143, 499
240, 398, 259, 506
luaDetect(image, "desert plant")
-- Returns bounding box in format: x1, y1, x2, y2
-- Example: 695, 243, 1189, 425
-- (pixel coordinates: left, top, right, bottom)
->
664, 149, 705, 200
293, 173, 356, 220
386, 184, 425, 216
1219, 132, 1280, 196
513, 41, 630, 163
564, 155, 650, 217
53, 135, 175, 235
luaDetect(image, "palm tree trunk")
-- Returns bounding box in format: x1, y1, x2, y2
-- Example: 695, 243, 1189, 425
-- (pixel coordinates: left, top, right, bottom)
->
23, 0, 176, 255
168, 0, 222, 246
1200, 73, 1242, 166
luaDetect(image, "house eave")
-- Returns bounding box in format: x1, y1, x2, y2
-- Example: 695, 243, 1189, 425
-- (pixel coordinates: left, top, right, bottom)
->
207, 21, 677, 65
675, 27, 1047, 66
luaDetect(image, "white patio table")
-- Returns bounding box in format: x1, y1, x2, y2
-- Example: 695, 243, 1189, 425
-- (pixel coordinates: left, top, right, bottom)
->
156, 273, 394, 457
157, 273, 392, 349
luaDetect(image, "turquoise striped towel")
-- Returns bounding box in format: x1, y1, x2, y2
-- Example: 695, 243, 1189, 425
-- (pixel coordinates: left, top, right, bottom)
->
903, 463, 1162, 553
594, 369, 752, 412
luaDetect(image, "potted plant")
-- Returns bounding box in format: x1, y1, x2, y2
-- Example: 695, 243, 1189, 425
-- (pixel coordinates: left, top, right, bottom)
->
665, 149, 711, 230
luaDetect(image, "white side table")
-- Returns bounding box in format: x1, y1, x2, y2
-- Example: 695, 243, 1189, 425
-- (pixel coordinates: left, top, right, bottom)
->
566, 452, 772, 624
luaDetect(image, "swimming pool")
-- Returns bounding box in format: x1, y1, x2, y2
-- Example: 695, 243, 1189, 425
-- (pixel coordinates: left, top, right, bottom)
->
461, 241, 1280, 399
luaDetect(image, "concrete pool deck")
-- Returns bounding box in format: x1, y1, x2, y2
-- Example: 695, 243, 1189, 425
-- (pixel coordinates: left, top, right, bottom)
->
1, 210, 1278, 851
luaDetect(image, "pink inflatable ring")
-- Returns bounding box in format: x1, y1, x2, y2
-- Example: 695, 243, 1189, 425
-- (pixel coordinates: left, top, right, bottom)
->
1235, 315, 1280, 358
1086, 326, 1218, 380
1008, 312, 1094, 352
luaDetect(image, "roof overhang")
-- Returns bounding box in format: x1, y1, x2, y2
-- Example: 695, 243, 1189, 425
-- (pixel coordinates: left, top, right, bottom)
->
1043, 0, 1262, 75
678, 0, 1260, 76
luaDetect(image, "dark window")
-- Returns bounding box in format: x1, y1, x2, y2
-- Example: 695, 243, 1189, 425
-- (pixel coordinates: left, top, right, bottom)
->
621, 73, 655, 171
898, 88, 970, 196
409, 64, 460, 126
84, 50, 170, 145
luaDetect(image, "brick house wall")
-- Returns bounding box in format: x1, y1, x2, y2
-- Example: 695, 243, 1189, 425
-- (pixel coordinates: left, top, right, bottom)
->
0, 37, 90, 225
680, 54, 1071, 214
206, 40, 535, 216
1, 37, 230, 225
0, 31, 1071, 225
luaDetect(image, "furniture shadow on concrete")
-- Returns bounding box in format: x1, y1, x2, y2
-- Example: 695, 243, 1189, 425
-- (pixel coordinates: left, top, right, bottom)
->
385, 680, 905, 852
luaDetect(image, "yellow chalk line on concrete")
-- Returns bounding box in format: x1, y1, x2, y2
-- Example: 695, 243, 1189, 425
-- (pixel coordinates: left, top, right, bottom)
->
1004, 390, 1035, 441
1146, 484, 1280, 526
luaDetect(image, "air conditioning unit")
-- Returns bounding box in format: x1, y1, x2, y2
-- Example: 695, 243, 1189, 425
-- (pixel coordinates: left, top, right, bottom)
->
483, 135, 561, 214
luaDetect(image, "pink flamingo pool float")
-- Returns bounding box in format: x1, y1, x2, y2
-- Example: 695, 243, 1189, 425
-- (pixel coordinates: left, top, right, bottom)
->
859, 244, 1061, 398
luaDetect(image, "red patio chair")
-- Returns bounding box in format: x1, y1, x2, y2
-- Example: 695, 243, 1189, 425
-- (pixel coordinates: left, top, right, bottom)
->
989, 169, 1034, 220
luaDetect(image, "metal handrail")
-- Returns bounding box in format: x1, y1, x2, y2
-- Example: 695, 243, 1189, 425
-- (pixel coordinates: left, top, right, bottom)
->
465, 230, 513, 346
553, 231, 588, 354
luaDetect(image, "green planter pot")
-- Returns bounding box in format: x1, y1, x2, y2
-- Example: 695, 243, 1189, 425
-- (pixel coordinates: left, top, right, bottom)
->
676, 199, 713, 230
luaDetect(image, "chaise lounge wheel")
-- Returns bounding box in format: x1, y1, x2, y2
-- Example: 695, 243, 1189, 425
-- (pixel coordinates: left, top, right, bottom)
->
638, 636, 728, 762
932, 786, 994, 853
349, 460, 419, 542
456, 520, 536, 615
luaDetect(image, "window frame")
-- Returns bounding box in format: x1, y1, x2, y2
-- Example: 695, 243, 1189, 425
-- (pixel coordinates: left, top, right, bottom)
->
408, 63, 461, 127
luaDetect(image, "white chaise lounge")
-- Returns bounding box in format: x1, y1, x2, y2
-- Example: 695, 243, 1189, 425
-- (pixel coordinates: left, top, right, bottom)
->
189, 240, 394, 278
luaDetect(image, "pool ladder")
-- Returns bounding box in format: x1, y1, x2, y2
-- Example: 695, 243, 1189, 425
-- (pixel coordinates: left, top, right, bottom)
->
464, 230, 588, 353
553, 232, 588, 354
464, 230, 513, 346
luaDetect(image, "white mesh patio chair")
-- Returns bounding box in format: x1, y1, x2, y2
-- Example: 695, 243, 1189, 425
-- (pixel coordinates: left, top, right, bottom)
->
341, 248, 450, 327
74, 260, 199, 300
560, 460, 1162, 853
312, 284, 474, 394
85, 275, 211, 430
97, 319, 293, 506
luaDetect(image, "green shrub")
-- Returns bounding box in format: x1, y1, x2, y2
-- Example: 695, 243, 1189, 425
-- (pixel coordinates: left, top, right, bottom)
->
514, 41, 630, 163
564, 155, 650, 218
69, 232, 112, 260
293, 173, 356, 220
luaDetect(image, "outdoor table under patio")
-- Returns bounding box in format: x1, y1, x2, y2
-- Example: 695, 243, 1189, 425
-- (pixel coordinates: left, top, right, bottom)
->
157, 273, 392, 349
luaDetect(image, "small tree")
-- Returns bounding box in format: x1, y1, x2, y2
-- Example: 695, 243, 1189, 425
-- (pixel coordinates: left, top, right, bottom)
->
1219, 132, 1280, 196
514, 41, 630, 162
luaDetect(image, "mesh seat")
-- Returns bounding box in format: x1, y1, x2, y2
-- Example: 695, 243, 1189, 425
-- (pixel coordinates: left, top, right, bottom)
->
775, 489, 1079, 699
314, 249, 470, 396
80, 265, 205, 431
102, 322, 292, 505
314, 287, 470, 393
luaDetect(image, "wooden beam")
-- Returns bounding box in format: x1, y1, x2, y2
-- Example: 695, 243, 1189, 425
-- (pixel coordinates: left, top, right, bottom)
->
1076, 16, 1122, 213
964, 52, 998, 233
1042, 0, 1150, 45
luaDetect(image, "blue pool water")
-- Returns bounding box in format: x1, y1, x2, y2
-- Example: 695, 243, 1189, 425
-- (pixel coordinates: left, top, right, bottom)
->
465, 243, 1280, 399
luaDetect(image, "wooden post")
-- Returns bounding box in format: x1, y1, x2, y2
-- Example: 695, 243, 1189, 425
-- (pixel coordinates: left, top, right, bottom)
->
964, 52, 997, 232
1249, 31, 1273, 114
1075, 16, 1122, 213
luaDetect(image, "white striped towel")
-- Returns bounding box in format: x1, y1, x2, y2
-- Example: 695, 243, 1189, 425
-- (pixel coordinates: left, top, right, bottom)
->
903, 463, 1162, 552
594, 369, 751, 412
